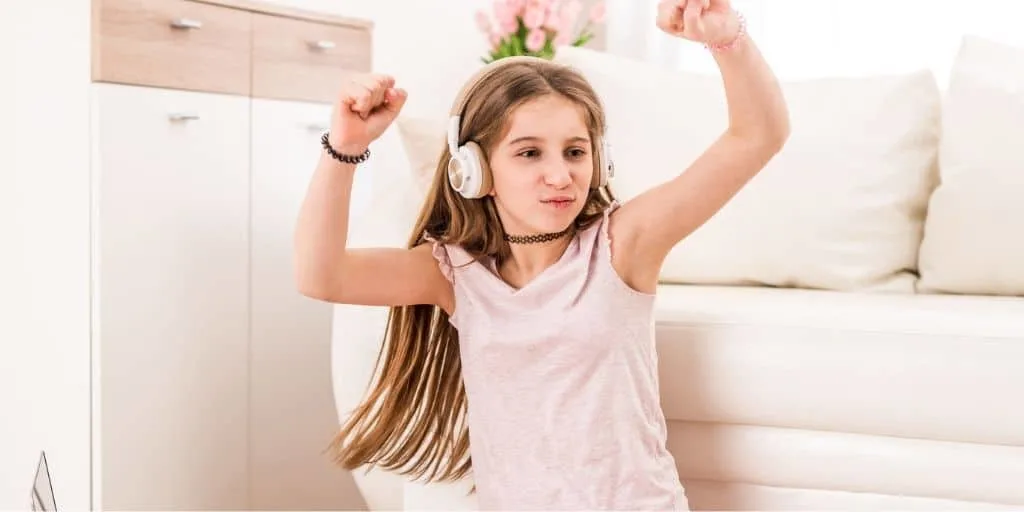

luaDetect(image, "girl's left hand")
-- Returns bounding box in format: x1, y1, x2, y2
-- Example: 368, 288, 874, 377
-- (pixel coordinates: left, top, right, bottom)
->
656, 0, 740, 47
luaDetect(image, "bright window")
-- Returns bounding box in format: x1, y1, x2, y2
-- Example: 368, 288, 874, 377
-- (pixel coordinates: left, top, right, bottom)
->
606, 0, 1024, 84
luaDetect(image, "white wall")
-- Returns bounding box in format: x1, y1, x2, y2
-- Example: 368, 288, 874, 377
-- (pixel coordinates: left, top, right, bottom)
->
0, 0, 93, 510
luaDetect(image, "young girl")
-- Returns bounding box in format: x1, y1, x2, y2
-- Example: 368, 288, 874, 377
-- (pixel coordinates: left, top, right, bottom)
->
295, 0, 788, 509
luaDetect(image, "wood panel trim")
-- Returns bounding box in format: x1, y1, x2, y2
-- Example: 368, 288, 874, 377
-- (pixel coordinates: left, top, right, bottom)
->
188, 0, 374, 29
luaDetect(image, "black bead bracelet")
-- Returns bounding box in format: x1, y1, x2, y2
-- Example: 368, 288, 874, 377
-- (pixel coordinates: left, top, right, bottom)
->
321, 132, 370, 164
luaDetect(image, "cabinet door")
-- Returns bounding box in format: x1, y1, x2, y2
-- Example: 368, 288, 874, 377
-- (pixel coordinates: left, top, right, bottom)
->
92, 83, 251, 511
249, 97, 371, 510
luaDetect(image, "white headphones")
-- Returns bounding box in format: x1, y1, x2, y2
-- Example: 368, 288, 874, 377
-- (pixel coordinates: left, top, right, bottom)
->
446, 56, 615, 199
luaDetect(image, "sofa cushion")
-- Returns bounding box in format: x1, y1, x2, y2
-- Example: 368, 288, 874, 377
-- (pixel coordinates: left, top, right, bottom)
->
683, 478, 1018, 511
550, 46, 940, 293
652, 284, 1024, 447
396, 115, 448, 195
669, 421, 1024, 508
403, 422, 1024, 510
917, 36, 1024, 296
345, 123, 426, 249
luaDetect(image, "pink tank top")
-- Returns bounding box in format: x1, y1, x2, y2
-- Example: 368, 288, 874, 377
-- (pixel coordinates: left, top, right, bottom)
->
428, 204, 688, 510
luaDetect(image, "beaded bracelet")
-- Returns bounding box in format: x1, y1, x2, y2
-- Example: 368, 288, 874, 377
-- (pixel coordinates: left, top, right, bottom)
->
321, 132, 371, 164
705, 10, 747, 53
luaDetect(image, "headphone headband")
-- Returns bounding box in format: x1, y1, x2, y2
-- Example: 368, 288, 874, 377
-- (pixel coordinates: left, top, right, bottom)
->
448, 56, 553, 152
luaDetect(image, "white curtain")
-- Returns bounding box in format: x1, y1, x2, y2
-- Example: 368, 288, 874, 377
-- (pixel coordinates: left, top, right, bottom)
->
606, 0, 1024, 84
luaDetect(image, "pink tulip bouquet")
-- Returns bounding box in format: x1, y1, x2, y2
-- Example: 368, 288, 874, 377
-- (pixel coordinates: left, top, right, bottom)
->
476, 0, 606, 63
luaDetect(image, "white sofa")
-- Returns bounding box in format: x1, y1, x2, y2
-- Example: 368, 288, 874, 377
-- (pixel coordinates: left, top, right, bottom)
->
331, 36, 1024, 511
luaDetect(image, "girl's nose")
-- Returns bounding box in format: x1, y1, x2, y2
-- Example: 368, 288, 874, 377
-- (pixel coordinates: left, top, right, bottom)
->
543, 161, 573, 188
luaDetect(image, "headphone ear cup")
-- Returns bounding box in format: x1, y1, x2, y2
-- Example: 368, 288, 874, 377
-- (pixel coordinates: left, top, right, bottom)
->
447, 141, 492, 199
463, 141, 493, 198
447, 148, 473, 198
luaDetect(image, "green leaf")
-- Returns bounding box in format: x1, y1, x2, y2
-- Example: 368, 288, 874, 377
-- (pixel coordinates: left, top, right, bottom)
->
573, 31, 593, 47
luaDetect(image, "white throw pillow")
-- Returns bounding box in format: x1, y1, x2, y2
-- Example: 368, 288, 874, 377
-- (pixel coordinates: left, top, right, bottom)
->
347, 124, 427, 248
917, 36, 1024, 296
396, 115, 449, 197
552, 46, 941, 293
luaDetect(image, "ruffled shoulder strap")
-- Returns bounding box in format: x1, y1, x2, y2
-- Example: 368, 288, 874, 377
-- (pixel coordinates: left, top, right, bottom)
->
421, 232, 478, 285
600, 200, 621, 246
422, 232, 455, 284
574, 200, 622, 268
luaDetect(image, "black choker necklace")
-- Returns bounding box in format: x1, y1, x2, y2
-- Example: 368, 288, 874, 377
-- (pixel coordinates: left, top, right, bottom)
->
503, 225, 574, 244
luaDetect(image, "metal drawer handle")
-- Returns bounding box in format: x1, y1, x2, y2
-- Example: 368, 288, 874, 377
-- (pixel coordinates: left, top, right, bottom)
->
168, 113, 200, 122
170, 18, 203, 30
308, 40, 336, 51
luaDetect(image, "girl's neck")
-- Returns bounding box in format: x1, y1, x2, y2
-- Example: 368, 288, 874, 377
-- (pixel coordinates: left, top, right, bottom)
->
499, 233, 574, 289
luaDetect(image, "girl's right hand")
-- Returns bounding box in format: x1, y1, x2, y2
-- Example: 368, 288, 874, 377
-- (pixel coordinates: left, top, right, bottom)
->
328, 73, 408, 155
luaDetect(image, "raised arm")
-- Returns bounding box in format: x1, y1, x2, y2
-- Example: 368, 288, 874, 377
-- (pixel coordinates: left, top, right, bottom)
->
293, 75, 454, 314
610, 0, 790, 291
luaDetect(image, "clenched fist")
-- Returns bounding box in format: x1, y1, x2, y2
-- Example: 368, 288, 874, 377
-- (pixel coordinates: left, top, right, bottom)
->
328, 73, 407, 155
656, 0, 740, 47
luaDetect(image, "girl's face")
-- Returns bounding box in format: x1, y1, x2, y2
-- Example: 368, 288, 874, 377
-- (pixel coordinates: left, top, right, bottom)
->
487, 94, 594, 237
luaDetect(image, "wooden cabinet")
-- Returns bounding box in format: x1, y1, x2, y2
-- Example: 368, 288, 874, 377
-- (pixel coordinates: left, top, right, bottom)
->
251, 12, 372, 103
88, 1, 374, 510
92, 0, 254, 95
93, 0, 372, 102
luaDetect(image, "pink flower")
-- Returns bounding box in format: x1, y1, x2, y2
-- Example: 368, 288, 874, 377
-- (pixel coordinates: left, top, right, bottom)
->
525, 28, 547, 51
557, 0, 581, 33
589, 1, 605, 24
491, 1, 519, 36
475, 10, 492, 34
523, 5, 546, 29
561, 15, 578, 34
526, 0, 552, 11
493, 0, 517, 27
561, 0, 583, 20
554, 30, 572, 46
497, 15, 519, 36
544, 9, 561, 31
505, 0, 527, 14
490, 32, 503, 47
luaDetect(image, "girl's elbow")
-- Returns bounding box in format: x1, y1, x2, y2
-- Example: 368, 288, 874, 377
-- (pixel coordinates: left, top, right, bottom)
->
762, 116, 791, 153
294, 265, 337, 302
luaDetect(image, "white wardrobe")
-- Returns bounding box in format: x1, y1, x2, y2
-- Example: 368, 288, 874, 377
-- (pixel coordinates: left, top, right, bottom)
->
88, 0, 372, 509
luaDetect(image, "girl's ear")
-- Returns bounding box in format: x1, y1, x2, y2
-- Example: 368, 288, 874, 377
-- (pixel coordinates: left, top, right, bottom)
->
488, 166, 496, 197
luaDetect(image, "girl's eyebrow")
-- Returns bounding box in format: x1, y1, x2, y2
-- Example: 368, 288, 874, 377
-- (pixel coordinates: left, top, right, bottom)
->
507, 135, 590, 145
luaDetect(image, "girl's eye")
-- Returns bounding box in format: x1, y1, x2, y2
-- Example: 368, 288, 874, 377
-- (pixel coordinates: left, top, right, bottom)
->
516, 147, 588, 159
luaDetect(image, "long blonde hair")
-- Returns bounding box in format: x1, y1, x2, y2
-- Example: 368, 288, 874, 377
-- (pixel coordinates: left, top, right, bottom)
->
330, 57, 616, 485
